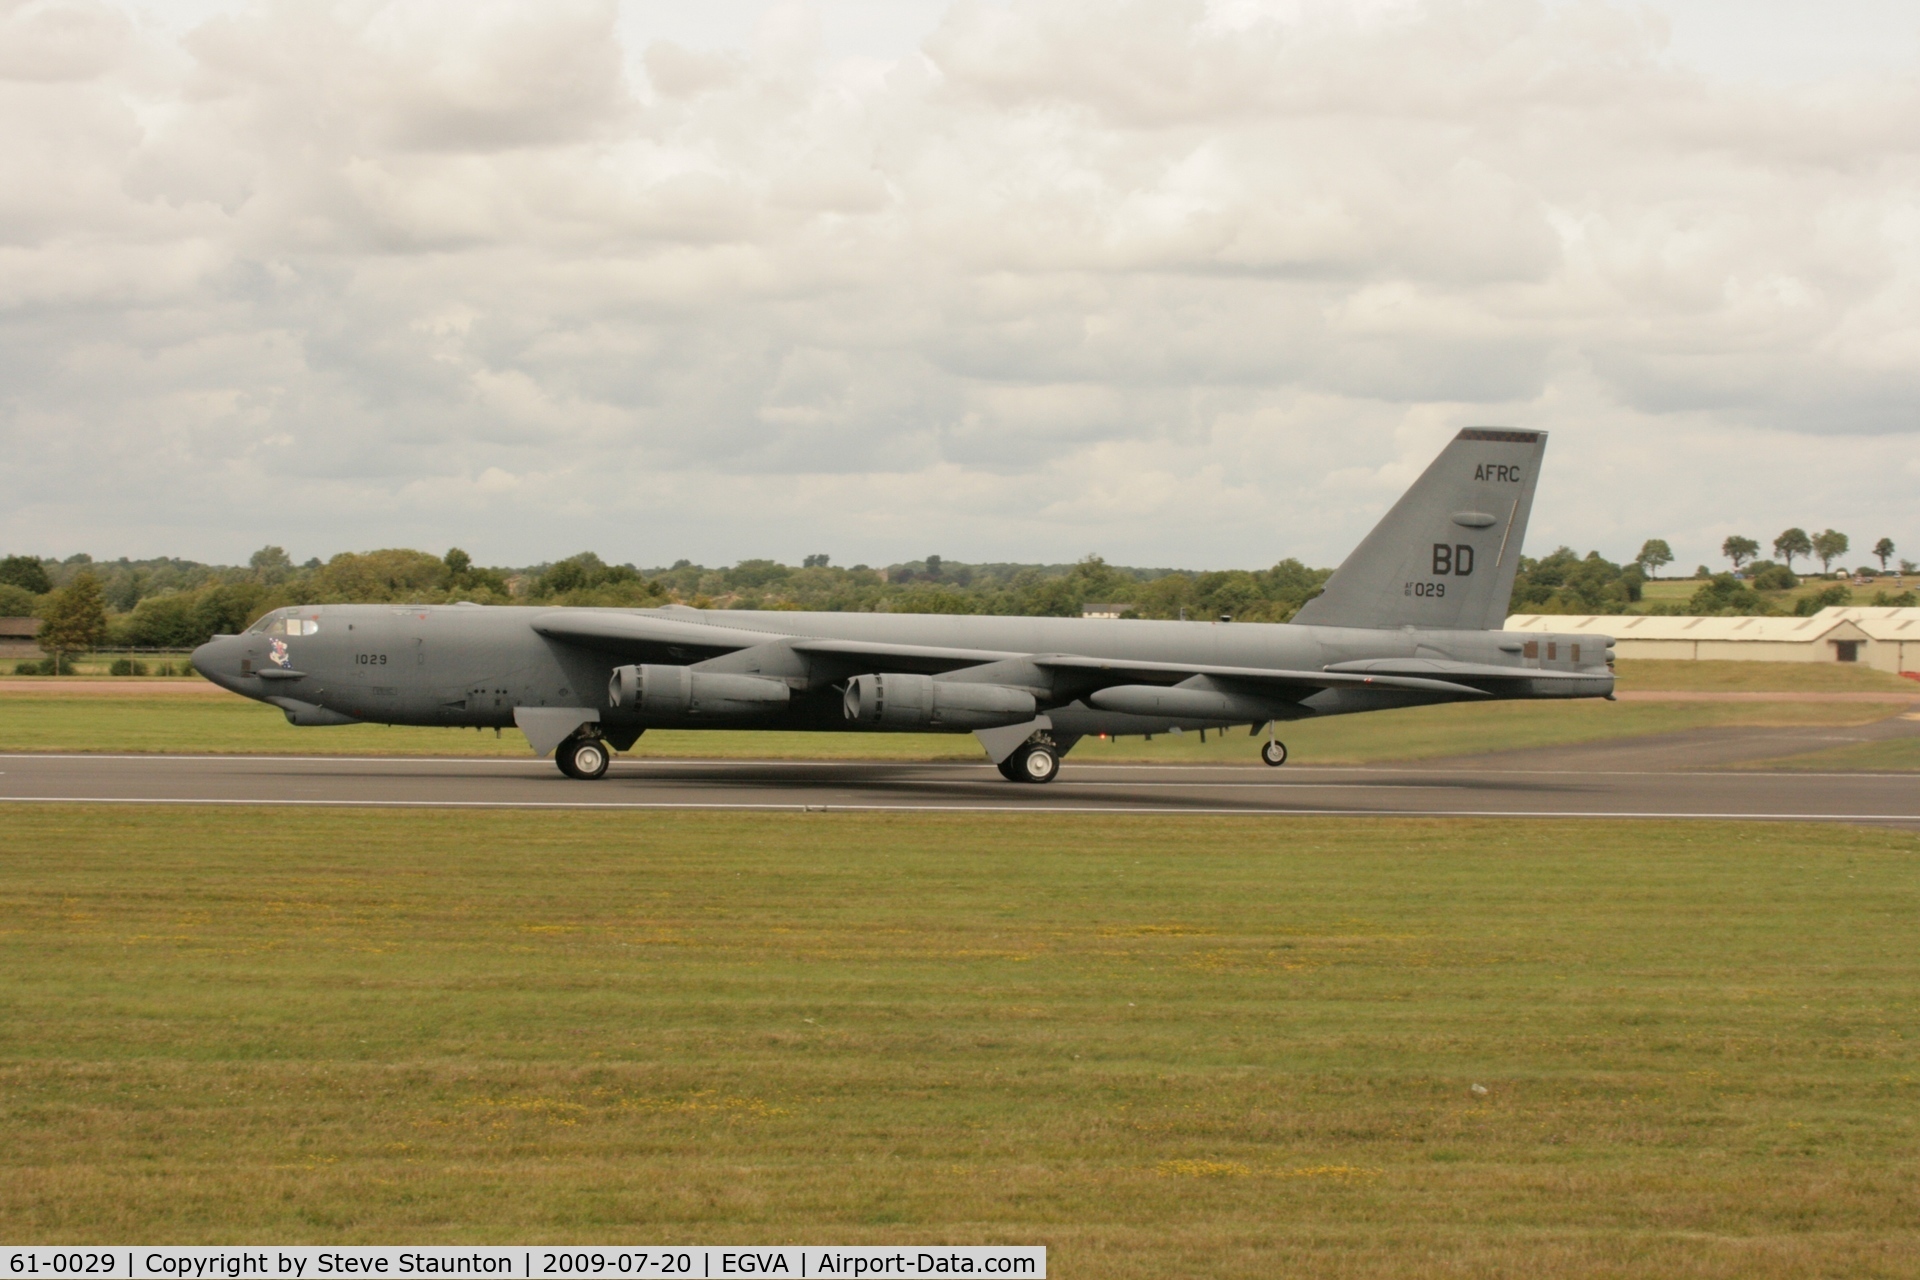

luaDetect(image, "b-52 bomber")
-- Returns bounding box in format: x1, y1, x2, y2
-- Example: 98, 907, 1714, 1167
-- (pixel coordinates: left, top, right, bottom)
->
193, 429, 1614, 783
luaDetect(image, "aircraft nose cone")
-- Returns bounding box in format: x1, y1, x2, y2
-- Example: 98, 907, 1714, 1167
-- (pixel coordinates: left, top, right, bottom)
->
191, 636, 245, 690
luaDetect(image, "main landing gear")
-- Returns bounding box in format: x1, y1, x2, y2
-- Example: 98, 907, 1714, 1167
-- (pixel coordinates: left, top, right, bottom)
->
997, 739, 1061, 784
556, 734, 611, 780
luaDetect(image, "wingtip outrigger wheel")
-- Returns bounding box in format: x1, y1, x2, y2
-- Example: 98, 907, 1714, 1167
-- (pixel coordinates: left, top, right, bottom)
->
1261, 737, 1288, 768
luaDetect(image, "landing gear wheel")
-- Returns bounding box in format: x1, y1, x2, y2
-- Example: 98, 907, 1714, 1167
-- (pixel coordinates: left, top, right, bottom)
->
1260, 739, 1288, 768
1019, 743, 1060, 784
557, 735, 611, 780
997, 754, 1027, 782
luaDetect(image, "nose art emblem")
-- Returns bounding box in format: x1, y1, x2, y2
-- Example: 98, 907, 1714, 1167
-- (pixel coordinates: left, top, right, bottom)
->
270, 638, 291, 668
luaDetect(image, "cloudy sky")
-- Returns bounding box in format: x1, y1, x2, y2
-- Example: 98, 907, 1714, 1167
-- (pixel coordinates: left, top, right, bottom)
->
2, 0, 1917, 572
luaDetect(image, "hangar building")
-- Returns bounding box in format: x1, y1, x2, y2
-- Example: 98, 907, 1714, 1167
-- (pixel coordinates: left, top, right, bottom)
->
1504, 606, 1920, 674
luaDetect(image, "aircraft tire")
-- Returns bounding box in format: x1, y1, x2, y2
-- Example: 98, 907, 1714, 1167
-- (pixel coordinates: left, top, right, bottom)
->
1261, 739, 1288, 768
559, 735, 611, 780
996, 754, 1027, 782
1020, 743, 1060, 784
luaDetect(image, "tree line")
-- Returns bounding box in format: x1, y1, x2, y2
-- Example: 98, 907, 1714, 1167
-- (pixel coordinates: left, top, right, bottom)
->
3, 531, 1914, 665
0, 548, 1333, 657
1714, 530, 1907, 578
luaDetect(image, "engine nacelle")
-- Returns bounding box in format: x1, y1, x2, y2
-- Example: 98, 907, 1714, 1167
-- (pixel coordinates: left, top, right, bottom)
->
607, 664, 790, 720
842, 672, 1037, 730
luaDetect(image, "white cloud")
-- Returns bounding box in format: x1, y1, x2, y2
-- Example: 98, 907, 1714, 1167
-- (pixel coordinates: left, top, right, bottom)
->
0, 0, 1916, 573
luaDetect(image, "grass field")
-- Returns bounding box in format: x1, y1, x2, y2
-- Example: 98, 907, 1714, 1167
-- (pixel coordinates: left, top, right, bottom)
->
0, 690, 1898, 766
1637, 578, 1901, 611
1742, 734, 1920, 773
1613, 659, 1918, 693
1, 806, 1915, 1275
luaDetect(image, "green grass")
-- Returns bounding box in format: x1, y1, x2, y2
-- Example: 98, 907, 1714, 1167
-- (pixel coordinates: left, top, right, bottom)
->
1740, 734, 1920, 773
1612, 659, 1920, 693
0, 657, 197, 678
1, 807, 1916, 1275
0, 693, 1896, 765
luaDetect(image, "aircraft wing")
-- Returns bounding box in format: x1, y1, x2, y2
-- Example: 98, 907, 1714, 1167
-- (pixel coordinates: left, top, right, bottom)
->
530, 610, 783, 659
533, 611, 1033, 672
1323, 658, 1600, 683
1032, 655, 1492, 699
788, 637, 1029, 672
532, 612, 1490, 698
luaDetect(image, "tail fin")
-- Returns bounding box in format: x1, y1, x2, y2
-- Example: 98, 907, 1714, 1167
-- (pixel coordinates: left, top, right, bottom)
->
1291, 427, 1545, 631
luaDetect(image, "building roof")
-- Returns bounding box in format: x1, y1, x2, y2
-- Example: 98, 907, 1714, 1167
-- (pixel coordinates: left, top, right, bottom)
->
1505, 606, 1920, 642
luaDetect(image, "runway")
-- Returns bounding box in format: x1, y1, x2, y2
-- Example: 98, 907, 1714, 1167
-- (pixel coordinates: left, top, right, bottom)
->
2, 743, 1915, 824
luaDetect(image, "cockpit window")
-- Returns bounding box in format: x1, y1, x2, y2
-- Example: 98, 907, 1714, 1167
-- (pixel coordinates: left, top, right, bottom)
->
250, 612, 319, 636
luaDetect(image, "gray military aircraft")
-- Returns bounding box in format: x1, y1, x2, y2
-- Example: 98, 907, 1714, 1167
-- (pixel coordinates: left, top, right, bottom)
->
192, 428, 1613, 782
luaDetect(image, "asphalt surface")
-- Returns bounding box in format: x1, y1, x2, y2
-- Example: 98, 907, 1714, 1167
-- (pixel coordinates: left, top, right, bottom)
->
2, 717, 1916, 825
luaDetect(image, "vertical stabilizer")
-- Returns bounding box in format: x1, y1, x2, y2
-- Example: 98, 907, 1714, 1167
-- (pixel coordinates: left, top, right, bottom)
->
1291, 428, 1545, 631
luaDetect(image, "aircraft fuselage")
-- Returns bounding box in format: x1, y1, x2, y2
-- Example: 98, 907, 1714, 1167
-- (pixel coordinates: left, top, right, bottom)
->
192, 602, 1613, 740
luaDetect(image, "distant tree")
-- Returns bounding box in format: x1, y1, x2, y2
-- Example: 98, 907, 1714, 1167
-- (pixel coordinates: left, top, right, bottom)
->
1873, 537, 1896, 571
720, 559, 790, 591
1772, 527, 1811, 572
0, 583, 36, 617
924, 555, 943, 579
1903, 559, 1919, 576
119, 594, 205, 648
802, 554, 831, 569
1721, 536, 1759, 570
1505, 547, 1643, 614
104, 571, 143, 612
0, 555, 52, 595
312, 549, 451, 602
1688, 573, 1763, 615
1811, 529, 1849, 574
249, 546, 293, 583
1635, 539, 1673, 578
37, 572, 109, 671
444, 547, 472, 578
541, 556, 595, 595
1795, 584, 1852, 616
192, 584, 263, 638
